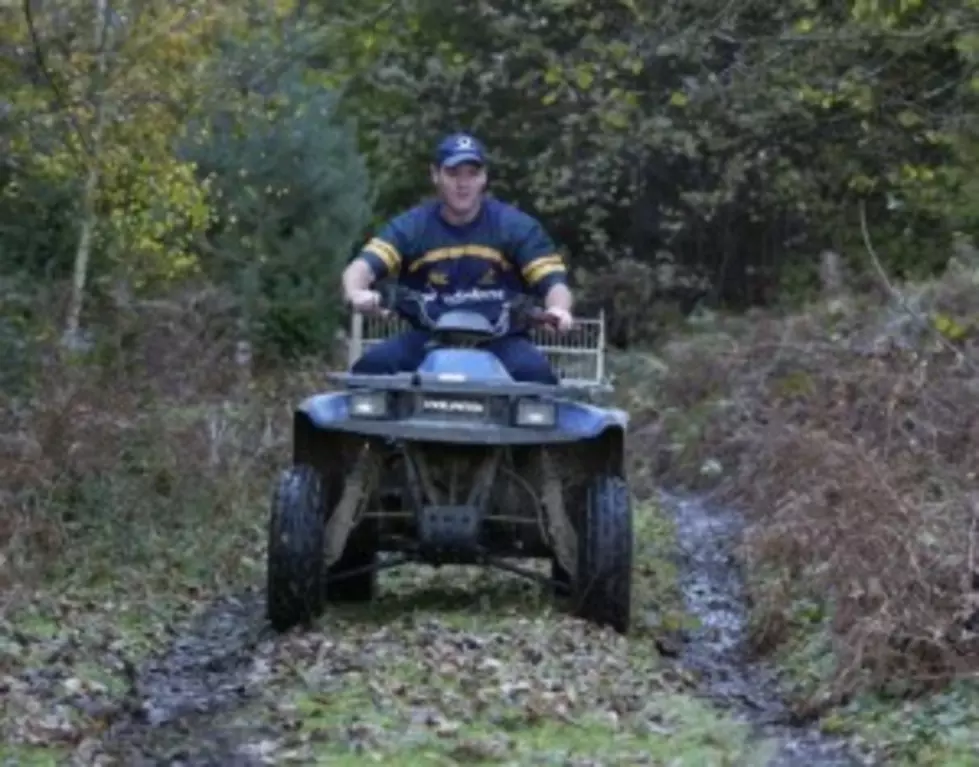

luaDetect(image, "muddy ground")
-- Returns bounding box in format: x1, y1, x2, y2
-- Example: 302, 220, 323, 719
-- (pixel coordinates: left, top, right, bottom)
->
666, 492, 868, 766
0, 491, 884, 766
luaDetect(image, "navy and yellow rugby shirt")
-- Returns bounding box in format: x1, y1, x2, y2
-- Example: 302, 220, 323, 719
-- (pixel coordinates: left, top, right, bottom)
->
356, 197, 567, 324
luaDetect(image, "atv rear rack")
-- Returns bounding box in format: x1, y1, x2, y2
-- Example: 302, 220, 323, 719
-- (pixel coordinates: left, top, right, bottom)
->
345, 309, 609, 389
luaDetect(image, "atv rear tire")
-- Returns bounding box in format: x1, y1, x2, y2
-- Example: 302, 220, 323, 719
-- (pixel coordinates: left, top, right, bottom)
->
572, 474, 633, 634
266, 464, 326, 631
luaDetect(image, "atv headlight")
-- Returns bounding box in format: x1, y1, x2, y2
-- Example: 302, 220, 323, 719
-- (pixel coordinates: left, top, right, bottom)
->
349, 391, 389, 418
515, 399, 556, 427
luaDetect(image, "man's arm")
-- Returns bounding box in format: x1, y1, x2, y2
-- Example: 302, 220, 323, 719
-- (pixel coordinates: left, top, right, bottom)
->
342, 214, 413, 303
509, 212, 573, 312
543, 282, 573, 312
341, 257, 377, 297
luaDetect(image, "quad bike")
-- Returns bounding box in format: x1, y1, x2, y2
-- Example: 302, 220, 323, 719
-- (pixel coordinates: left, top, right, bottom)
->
265, 284, 634, 634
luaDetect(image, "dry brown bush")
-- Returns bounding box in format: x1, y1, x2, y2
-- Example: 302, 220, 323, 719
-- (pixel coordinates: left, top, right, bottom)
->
644, 272, 979, 708
0, 287, 333, 595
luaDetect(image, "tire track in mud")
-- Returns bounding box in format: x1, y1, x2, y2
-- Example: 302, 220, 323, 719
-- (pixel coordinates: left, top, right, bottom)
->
90, 589, 276, 766
85, 495, 875, 765
665, 492, 871, 766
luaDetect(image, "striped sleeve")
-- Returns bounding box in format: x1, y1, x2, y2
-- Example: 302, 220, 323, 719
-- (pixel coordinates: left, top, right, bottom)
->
508, 211, 568, 295
354, 213, 415, 279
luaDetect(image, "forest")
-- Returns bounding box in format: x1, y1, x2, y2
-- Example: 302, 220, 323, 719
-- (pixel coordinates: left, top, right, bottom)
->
2, 0, 979, 764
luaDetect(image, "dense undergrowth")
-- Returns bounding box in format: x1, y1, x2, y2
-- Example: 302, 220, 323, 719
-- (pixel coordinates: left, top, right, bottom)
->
5, 265, 979, 762
630, 257, 979, 762
0, 293, 331, 755
2, 290, 734, 763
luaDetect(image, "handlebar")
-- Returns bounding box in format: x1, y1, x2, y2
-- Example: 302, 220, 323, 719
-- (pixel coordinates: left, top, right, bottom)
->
376, 283, 559, 337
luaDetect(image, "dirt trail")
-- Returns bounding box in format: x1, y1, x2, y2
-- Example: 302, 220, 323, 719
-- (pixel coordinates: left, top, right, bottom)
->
666, 492, 869, 766
75, 493, 876, 765
91, 590, 274, 765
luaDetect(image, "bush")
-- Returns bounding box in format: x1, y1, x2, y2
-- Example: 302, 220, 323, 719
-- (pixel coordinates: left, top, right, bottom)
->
640, 267, 979, 708
184, 42, 372, 362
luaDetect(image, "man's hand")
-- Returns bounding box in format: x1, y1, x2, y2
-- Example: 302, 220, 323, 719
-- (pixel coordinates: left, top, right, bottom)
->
346, 289, 386, 315
543, 306, 574, 332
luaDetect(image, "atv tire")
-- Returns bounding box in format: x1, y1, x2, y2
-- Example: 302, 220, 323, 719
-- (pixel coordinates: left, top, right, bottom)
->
572, 474, 633, 634
266, 464, 327, 632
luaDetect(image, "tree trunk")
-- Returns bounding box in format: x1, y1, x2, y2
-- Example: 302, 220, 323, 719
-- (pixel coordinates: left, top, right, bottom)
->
62, 0, 111, 349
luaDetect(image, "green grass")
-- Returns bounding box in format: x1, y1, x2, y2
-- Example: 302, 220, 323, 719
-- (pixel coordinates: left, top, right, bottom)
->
217, 556, 769, 766
285, 681, 767, 765
0, 413, 272, 759
0, 745, 66, 767
1, 426, 761, 765
740, 571, 979, 766
820, 680, 979, 765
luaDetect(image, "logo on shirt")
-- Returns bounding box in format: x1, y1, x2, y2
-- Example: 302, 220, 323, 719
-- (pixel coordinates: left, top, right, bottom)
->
421, 288, 506, 306
428, 271, 449, 286
444, 288, 506, 306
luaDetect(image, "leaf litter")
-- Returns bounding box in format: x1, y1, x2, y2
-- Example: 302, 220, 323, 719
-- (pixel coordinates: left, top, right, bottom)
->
0, 496, 875, 766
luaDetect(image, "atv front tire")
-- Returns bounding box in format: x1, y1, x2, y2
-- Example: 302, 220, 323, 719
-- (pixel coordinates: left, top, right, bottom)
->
266, 464, 326, 631
572, 474, 633, 634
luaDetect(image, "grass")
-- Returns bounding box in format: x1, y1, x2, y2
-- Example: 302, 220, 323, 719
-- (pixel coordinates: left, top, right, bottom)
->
820, 681, 979, 765
0, 316, 286, 758
158, 562, 767, 766
0, 501, 767, 763
283, 658, 762, 765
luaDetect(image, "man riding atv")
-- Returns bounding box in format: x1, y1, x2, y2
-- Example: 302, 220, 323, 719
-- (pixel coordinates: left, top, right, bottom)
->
342, 132, 575, 384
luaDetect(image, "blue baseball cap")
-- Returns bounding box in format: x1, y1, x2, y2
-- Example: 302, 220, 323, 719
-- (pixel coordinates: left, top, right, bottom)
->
434, 133, 487, 168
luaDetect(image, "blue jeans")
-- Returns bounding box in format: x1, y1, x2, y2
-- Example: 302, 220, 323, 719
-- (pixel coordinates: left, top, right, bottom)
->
351, 329, 558, 384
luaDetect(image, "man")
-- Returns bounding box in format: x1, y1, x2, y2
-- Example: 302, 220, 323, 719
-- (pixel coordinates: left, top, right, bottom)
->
342, 132, 574, 385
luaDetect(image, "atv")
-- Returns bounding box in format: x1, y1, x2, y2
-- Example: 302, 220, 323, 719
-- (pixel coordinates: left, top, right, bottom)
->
266, 284, 633, 634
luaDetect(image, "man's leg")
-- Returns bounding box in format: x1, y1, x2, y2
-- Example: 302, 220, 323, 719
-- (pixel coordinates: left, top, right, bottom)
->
351, 329, 431, 374
485, 335, 559, 385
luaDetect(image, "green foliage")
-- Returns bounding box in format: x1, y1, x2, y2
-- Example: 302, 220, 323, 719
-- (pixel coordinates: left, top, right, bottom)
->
0, 276, 48, 397
315, 0, 979, 311
0, 0, 235, 285
184, 33, 372, 359
3, 0, 977, 333
831, 680, 979, 765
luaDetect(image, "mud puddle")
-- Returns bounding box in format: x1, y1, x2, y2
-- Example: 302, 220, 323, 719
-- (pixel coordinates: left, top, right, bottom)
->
664, 491, 872, 765
90, 589, 277, 766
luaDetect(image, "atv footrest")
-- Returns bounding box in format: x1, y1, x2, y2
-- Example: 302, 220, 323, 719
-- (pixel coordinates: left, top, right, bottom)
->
418, 505, 481, 552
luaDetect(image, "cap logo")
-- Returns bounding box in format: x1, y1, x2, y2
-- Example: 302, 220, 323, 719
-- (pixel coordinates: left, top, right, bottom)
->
455, 136, 475, 150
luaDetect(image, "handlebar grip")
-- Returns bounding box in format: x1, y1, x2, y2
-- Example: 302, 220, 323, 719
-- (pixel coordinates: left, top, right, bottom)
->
529, 308, 559, 327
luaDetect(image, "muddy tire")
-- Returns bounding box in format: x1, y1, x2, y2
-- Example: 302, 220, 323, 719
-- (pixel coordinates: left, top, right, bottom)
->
572, 474, 633, 634
266, 464, 326, 632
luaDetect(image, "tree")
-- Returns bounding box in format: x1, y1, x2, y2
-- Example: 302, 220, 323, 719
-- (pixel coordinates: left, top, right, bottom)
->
1, 0, 247, 342
315, 0, 979, 316
183, 29, 372, 362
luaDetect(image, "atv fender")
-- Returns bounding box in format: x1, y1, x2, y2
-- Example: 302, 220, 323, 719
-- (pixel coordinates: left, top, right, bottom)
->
298, 391, 350, 425
560, 401, 629, 439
